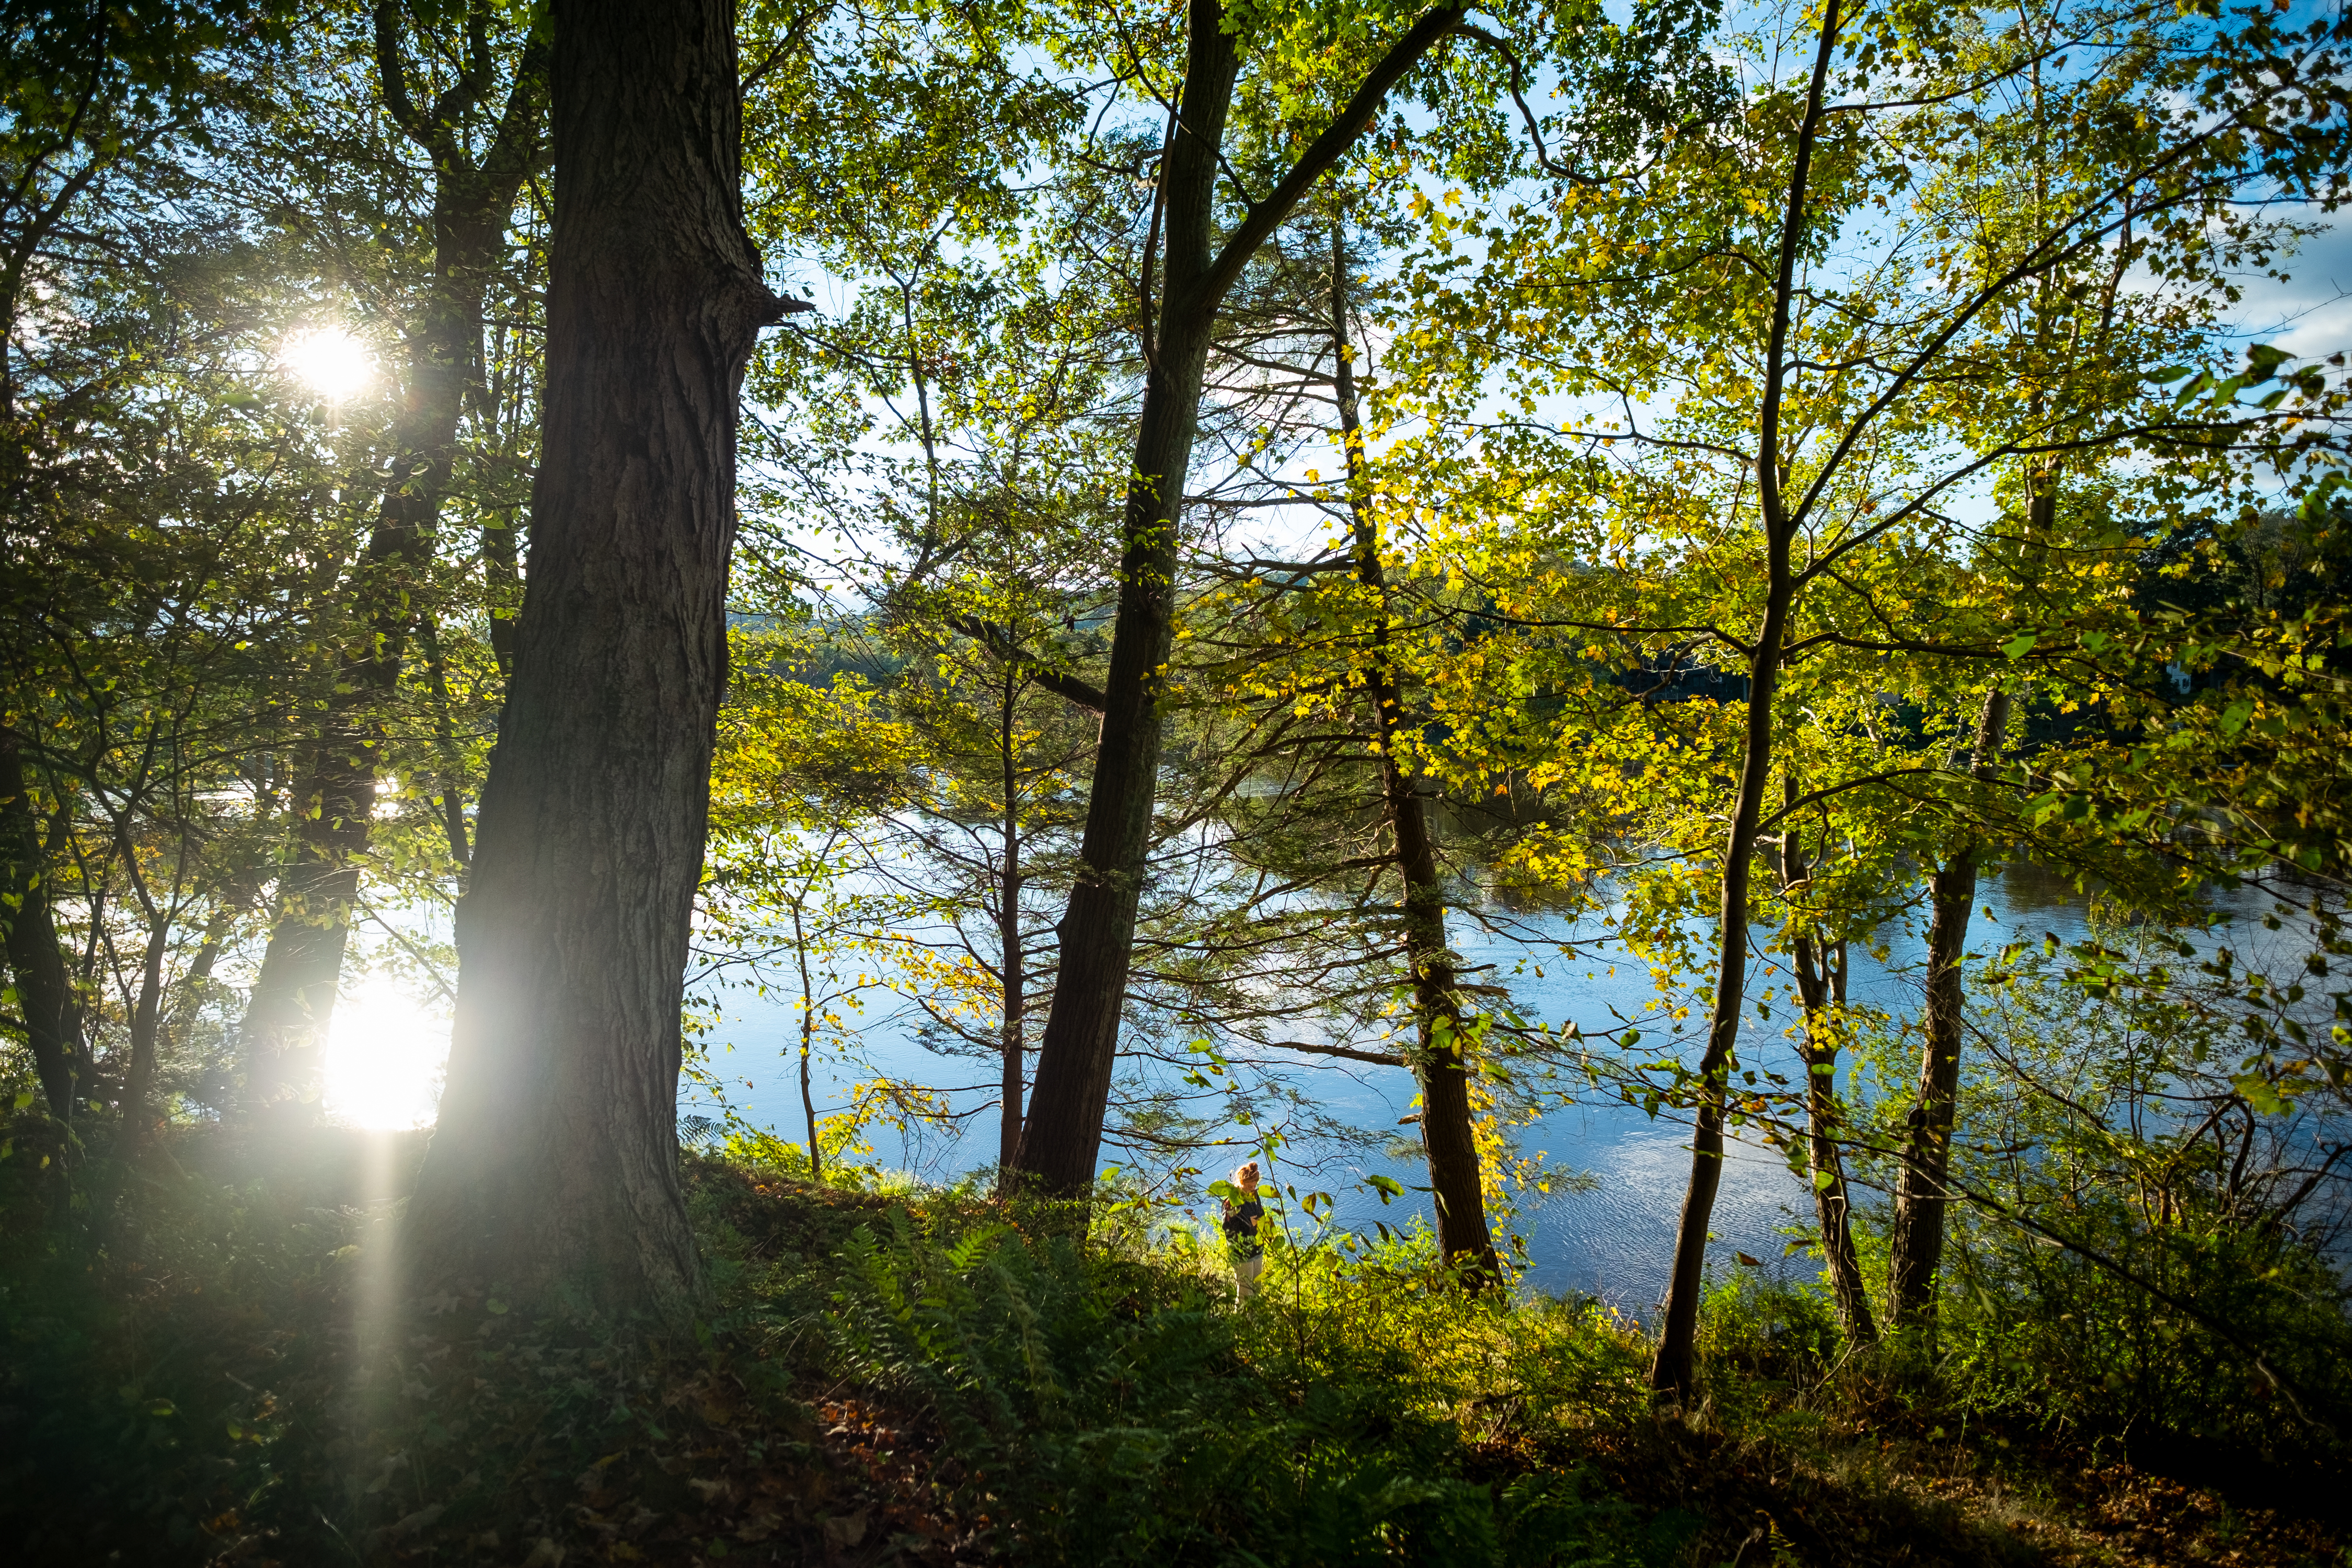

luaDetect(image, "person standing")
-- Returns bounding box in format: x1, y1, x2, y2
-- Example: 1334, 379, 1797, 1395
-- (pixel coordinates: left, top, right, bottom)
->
1221, 1161, 1266, 1302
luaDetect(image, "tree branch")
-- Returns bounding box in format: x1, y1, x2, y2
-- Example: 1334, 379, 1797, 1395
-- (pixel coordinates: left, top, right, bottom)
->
1190, 5, 1463, 314
949, 615, 1107, 711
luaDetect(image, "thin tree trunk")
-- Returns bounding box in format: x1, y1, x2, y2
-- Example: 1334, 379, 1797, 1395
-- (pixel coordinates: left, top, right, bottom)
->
239, 14, 546, 1109
1886, 468, 2047, 1337
420, 615, 472, 871
109, 788, 191, 1160
1331, 222, 1496, 1280
1792, 934, 1875, 1341
406, 0, 785, 1319
483, 505, 523, 678
0, 732, 84, 1118
1651, 0, 1843, 1404
794, 901, 820, 1183
799, 1037, 819, 1182
1887, 686, 2010, 1332
117, 913, 168, 1158
998, 665, 1025, 1178
168, 873, 261, 1045
1011, 0, 1465, 1198
1009, 0, 1241, 1200
1779, 788, 1875, 1343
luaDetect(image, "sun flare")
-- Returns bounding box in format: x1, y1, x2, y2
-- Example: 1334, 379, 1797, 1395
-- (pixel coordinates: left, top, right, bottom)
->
279, 325, 375, 401
322, 973, 449, 1130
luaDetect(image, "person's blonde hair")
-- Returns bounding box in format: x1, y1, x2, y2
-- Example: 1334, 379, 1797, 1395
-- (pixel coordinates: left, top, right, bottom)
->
1233, 1161, 1260, 1189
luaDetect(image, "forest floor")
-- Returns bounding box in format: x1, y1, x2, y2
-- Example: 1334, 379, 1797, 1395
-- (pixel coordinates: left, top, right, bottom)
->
0, 1122, 2344, 1566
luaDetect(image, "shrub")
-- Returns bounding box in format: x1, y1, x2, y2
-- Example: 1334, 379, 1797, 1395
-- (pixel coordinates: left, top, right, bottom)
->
1940, 1193, 2352, 1461
802, 1205, 1686, 1565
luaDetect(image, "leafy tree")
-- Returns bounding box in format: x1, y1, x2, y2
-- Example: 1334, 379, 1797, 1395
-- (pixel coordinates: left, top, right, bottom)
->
1009, 0, 1492, 1201
702, 622, 931, 1179
0, 0, 297, 1120
1382, 0, 2351, 1395
235, 0, 548, 1114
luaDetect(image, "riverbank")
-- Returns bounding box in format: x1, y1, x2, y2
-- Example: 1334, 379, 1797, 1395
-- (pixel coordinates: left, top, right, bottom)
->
2, 1125, 2344, 1565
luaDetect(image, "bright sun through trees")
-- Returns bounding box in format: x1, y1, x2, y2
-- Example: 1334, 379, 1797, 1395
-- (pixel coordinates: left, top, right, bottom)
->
321, 974, 448, 1130
5, 0, 2350, 1561
278, 325, 374, 400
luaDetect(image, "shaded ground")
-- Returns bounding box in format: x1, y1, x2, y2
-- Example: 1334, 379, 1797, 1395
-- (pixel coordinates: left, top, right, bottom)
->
1, 1125, 2344, 1565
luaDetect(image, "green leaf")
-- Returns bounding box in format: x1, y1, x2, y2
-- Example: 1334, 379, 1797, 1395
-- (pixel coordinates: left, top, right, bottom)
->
2297, 471, 2346, 521
2234, 1074, 2287, 1115
2001, 633, 2037, 660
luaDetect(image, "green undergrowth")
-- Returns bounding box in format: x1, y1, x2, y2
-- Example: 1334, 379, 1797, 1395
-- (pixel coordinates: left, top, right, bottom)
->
3, 1127, 2346, 1565
699, 1163, 1690, 1565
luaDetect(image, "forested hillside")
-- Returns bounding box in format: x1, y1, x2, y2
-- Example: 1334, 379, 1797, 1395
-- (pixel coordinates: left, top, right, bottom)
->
4, 0, 2351, 1562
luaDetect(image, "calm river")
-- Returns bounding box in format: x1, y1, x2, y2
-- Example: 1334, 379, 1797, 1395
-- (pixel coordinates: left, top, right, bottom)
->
684, 861, 2227, 1311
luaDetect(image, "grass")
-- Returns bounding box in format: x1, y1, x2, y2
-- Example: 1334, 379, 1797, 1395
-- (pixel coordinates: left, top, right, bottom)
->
2, 1121, 2346, 1565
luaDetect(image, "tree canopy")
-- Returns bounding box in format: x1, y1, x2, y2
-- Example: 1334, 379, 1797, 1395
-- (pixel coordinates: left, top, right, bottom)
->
4, 0, 2349, 1421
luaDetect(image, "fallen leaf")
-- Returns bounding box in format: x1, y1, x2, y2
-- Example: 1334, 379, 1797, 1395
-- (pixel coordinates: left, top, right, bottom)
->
385, 1503, 444, 1541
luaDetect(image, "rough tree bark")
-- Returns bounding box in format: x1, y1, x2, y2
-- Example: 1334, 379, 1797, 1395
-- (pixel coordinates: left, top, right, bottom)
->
405, 0, 787, 1319
0, 731, 84, 1118
240, 6, 547, 1111
1332, 223, 1497, 1279
1011, 0, 1465, 1198
1650, 0, 1841, 1404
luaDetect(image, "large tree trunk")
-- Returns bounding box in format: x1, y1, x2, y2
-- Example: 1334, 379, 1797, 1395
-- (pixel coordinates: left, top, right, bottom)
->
1887, 687, 2009, 1333
0, 731, 84, 1119
239, 12, 547, 1111
1331, 227, 1496, 1279
1396, 795, 1497, 1276
1650, 0, 1842, 1404
1011, 0, 1464, 1199
405, 0, 782, 1320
